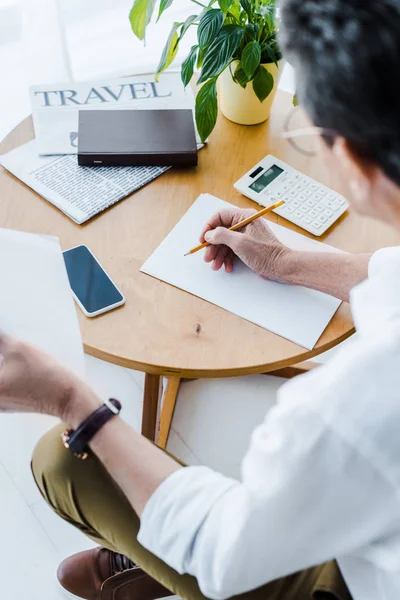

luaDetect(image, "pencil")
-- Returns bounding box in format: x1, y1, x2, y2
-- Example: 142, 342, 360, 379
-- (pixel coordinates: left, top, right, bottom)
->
184, 199, 284, 257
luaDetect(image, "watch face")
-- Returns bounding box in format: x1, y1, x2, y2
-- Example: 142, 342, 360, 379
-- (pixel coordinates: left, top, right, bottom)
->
61, 429, 89, 460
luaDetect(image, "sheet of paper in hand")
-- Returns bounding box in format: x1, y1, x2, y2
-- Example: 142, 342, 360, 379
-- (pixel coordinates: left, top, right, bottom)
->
0, 229, 84, 376
141, 194, 343, 350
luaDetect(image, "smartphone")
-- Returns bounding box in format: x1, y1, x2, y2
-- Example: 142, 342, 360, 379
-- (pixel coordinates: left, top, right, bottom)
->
63, 245, 125, 317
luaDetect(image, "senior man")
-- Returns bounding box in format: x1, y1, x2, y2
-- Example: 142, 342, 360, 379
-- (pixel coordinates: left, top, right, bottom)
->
2, 1, 400, 599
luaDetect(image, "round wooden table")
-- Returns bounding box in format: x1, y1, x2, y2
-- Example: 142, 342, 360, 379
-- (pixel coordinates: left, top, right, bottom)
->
1, 90, 399, 443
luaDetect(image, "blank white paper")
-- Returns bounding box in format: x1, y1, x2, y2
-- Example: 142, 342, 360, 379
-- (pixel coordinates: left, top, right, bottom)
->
141, 194, 343, 350
0, 229, 84, 376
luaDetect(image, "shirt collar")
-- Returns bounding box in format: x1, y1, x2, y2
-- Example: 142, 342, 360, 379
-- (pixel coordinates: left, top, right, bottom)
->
350, 247, 400, 333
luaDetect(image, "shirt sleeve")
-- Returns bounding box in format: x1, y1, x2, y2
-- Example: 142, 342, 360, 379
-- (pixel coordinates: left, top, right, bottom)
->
351, 246, 400, 332
138, 363, 398, 599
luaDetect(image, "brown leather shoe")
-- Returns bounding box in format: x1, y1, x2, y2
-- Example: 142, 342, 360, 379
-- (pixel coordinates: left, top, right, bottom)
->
57, 547, 174, 600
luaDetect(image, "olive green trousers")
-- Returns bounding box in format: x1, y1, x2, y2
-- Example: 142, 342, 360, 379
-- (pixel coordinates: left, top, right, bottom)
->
31, 423, 352, 600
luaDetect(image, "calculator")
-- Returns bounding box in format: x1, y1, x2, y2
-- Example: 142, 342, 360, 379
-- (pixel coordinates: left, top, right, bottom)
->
234, 155, 349, 236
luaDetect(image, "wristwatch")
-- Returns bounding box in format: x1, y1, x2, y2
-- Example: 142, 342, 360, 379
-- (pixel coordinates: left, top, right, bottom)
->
61, 398, 122, 459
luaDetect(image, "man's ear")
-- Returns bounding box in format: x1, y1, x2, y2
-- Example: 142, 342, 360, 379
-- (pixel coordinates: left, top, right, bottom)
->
331, 137, 376, 205
331, 137, 400, 221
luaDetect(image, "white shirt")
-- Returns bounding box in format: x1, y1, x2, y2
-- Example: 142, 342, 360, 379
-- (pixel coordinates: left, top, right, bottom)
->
138, 247, 400, 600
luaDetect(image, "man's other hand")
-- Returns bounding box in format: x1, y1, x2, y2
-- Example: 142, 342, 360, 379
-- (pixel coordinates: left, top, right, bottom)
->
0, 333, 100, 424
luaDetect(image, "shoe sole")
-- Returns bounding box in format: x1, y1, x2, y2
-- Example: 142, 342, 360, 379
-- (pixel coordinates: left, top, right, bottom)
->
59, 580, 181, 600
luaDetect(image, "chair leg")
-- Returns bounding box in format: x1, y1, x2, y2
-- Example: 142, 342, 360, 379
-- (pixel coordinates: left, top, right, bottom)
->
158, 377, 181, 449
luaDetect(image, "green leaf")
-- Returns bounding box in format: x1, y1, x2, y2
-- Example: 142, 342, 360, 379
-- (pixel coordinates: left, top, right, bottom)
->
252, 65, 274, 102
198, 24, 245, 83
218, 0, 233, 13
156, 22, 180, 80
228, 0, 241, 20
241, 40, 261, 79
292, 94, 298, 107
129, 0, 157, 40
239, 0, 252, 19
157, 0, 174, 21
263, 43, 278, 66
195, 78, 218, 142
197, 9, 224, 50
181, 45, 198, 87
245, 23, 259, 40
197, 45, 205, 69
232, 63, 249, 88
180, 14, 197, 39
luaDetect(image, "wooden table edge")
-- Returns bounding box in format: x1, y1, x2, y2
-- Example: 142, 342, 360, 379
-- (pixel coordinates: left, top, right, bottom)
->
83, 326, 354, 378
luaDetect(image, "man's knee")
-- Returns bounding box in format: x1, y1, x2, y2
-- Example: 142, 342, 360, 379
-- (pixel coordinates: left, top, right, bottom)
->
31, 422, 79, 512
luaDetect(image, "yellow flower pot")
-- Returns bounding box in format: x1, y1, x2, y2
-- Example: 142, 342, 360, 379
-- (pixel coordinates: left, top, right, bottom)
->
218, 60, 281, 125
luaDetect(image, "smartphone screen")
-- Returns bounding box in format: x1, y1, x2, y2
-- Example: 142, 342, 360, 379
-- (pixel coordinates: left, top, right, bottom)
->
63, 245, 123, 315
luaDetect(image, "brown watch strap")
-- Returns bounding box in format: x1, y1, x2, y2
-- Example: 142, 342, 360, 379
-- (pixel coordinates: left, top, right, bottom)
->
62, 398, 121, 459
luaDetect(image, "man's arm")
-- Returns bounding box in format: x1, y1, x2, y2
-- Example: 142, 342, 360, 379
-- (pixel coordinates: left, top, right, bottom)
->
200, 208, 370, 302
277, 251, 371, 302
85, 409, 181, 516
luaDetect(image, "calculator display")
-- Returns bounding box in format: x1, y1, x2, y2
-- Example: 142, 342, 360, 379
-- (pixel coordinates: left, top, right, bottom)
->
249, 165, 284, 193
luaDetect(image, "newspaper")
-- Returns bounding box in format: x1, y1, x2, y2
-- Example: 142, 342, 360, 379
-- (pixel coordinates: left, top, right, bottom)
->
30, 72, 199, 155
0, 140, 169, 224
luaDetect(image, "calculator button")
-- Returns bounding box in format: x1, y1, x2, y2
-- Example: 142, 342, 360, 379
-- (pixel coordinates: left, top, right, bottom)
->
318, 214, 328, 223
299, 194, 307, 202
289, 189, 298, 198
315, 205, 324, 213
314, 193, 322, 201
338, 197, 347, 206
286, 205, 294, 213
304, 188, 313, 197
309, 183, 318, 192
323, 209, 333, 217
326, 201, 338, 211
306, 199, 316, 208
309, 209, 318, 218
295, 183, 305, 192
300, 205, 309, 213
294, 209, 303, 219
312, 221, 322, 229
291, 200, 300, 208
303, 216, 312, 224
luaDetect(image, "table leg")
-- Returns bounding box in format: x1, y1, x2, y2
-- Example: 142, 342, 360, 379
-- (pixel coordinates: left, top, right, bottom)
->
158, 377, 181, 449
141, 373, 161, 441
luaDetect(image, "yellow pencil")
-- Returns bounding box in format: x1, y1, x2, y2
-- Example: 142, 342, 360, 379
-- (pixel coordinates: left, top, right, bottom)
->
184, 199, 284, 257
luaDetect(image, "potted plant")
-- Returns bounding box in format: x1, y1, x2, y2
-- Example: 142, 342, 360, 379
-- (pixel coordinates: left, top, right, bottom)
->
129, 0, 282, 142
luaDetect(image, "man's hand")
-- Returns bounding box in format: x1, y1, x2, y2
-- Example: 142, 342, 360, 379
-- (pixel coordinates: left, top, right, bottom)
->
0, 333, 101, 425
200, 207, 291, 281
